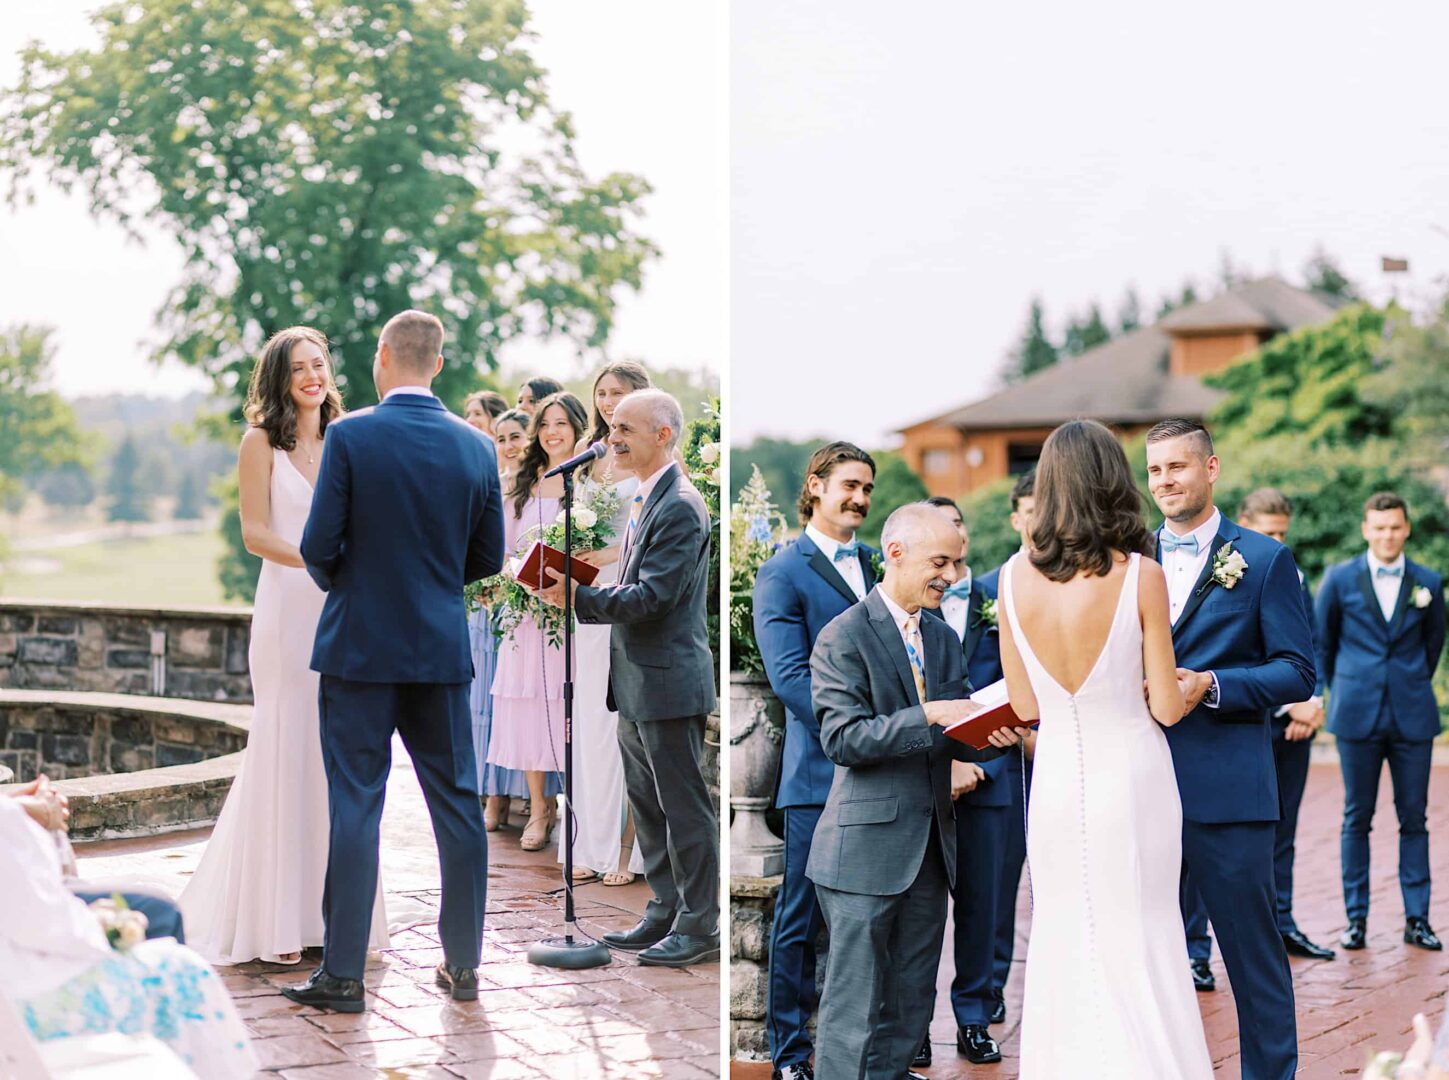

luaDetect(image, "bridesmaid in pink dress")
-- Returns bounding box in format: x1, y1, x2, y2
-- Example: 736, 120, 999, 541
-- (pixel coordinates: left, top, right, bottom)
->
488, 392, 590, 851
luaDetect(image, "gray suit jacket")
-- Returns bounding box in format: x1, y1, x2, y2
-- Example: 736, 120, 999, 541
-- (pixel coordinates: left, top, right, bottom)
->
574, 465, 717, 722
807, 588, 999, 896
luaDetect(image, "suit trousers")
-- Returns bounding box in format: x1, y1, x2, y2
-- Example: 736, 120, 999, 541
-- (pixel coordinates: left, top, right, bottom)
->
318, 677, 487, 980
815, 841, 948, 1080
1182, 819, 1298, 1080
950, 803, 1007, 1027
767, 805, 826, 1069
617, 712, 719, 934
992, 747, 1029, 992
1338, 732, 1434, 921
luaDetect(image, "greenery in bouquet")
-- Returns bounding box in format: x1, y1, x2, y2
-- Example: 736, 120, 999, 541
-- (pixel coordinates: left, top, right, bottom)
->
731, 465, 789, 674
470, 478, 624, 649
683, 399, 723, 683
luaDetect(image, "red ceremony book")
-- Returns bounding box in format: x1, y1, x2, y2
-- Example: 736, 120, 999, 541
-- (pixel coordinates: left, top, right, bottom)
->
943, 678, 1036, 750
514, 541, 601, 590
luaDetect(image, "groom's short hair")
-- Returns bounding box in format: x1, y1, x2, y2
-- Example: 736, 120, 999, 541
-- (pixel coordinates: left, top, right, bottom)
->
1146, 418, 1214, 460
381, 310, 445, 372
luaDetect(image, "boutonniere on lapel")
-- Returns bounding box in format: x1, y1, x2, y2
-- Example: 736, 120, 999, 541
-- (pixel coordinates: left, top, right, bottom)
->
1197, 543, 1248, 596
870, 552, 884, 582
972, 597, 998, 630
1412, 584, 1433, 609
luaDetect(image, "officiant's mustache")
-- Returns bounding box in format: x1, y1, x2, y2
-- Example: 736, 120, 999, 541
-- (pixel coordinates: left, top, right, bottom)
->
841, 500, 869, 517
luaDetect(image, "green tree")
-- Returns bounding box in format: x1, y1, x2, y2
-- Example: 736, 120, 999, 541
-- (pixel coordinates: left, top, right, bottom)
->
1117, 286, 1143, 334
0, 325, 87, 501
1, 0, 657, 414
174, 470, 203, 520
34, 462, 96, 509
856, 453, 929, 548
214, 472, 261, 602
106, 433, 150, 522
959, 477, 1021, 575
731, 437, 818, 514
1303, 247, 1359, 301
1063, 303, 1110, 357
1002, 297, 1060, 383
1156, 280, 1199, 319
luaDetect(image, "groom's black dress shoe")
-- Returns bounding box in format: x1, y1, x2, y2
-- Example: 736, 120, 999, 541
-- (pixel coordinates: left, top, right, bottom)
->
770, 1064, 814, 1080
1282, 929, 1336, 960
1341, 918, 1368, 950
958, 1024, 1002, 1064
1189, 958, 1215, 991
1405, 916, 1443, 951
904, 1073, 928, 1080
912, 1036, 931, 1067
638, 931, 720, 967
989, 988, 1006, 1025
601, 917, 673, 952
434, 962, 479, 1001
280, 968, 365, 1013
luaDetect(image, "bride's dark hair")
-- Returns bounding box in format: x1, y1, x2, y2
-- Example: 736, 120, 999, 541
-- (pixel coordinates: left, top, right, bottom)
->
243, 327, 345, 449
1029, 419, 1152, 582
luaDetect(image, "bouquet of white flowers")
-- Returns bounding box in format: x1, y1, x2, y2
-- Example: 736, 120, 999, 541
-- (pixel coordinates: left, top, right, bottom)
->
89, 893, 148, 951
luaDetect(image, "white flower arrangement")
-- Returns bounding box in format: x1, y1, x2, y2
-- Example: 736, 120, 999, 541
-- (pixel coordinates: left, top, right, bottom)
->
558, 505, 598, 530
1413, 584, 1433, 609
699, 441, 719, 464
1199, 543, 1248, 595
975, 597, 999, 629
89, 894, 148, 951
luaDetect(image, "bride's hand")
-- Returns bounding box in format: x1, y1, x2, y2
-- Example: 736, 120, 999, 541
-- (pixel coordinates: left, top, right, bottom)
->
984, 726, 1022, 749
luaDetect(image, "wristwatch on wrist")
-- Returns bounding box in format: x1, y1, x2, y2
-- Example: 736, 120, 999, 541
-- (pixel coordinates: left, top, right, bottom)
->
1202, 674, 1220, 709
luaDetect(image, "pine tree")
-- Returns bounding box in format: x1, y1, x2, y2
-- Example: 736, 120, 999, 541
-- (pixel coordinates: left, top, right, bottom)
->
1303, 248, 1358, 300
1002, 297, 1060, 382
1079, 303, 1111, 351
106, 434, 150, 522
1117, 287, 1143, 334
173, 470, 202, 520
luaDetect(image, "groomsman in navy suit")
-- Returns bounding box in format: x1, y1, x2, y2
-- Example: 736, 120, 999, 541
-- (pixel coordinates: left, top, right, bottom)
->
753, 442, 879, 1080
1317, 491, 1445, 953
1182, 488, 1337, 981
916, 496, 1007, 1067
985, 469, 1035, 1026
1146, 419, 1315, 1080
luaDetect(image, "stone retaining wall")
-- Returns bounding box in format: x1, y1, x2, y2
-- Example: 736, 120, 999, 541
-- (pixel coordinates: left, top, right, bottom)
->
0, 601, 253, 704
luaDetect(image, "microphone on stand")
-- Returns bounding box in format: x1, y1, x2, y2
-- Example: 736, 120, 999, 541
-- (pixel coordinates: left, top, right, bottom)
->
543, 441, 608, 478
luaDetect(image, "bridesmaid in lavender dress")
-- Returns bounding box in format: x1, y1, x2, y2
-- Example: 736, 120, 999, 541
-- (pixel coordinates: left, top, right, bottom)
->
180, 328, 387, 965
488, 393, 588, 851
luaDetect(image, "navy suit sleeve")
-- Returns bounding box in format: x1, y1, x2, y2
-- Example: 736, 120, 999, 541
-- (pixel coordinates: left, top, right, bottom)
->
1315, 568, 1343, 689
752, 559, 819, 736
464, 448, 505, 585
299, 426, 351, 593
1301, 576, 1325, 697
574, 499, 706, 624
1425, 572, 1446, 677
1214, 544, 1317, 714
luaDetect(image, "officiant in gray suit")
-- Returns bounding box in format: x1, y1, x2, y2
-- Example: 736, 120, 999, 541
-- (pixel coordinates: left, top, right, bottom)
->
535, 388, 719, 968
808, 503, 1023, 1080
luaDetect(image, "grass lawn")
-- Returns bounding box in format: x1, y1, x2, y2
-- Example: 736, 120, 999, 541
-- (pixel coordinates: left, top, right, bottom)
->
0, 530, 243, 608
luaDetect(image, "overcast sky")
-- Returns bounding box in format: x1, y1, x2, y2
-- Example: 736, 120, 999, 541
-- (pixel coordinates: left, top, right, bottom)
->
732, 0, 1449, 447
0, 1, 724, 400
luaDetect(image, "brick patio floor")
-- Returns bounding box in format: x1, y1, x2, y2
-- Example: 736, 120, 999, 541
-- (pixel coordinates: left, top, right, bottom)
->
77, 736, 721, 1079
733, 763, 1449, 1078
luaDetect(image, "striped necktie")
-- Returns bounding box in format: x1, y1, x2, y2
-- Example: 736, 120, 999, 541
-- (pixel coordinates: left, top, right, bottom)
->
622, 493, 644, 560
904, 614, 928, 704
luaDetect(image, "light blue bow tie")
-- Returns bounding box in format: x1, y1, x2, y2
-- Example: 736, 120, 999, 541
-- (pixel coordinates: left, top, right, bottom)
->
1375, 565, 1404, 579
1160, 532, 1200, 556
944, 578, 973, 600
833, 542, 859, 563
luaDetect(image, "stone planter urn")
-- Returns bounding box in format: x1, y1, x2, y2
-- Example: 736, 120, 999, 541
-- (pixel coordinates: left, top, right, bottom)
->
730, 671, 785, 877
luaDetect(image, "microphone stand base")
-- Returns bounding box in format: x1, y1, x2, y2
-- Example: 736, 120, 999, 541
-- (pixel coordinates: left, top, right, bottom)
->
528, 936, 613, 970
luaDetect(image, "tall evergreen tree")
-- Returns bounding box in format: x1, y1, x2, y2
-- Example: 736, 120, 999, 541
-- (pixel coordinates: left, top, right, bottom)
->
1117, 287, 1143, 334
1004, 297, 1059, 381
1079, 303, 1111, 351
173, 470, 203, 520
1303, 248, 1359, 300
106, 434, 150, 523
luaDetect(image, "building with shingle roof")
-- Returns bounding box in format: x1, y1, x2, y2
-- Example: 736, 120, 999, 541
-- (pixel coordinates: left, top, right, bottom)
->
898, 277, 1346, 496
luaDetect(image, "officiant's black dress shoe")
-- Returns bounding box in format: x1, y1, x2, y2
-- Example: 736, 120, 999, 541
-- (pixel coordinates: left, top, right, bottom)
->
1405, 916, 1443, 951
1189, 958, 1215, 991
912, 1035, 931, 1067
280, 968, 365, 1013
601, 917, 673, 952
638, 931, 720, 967
1341, 918, 1367, 950
770, 1064, 813, 1080
958, 1024, 1002, 1064
434, 962, 479, 1001
1282, 929, 1336, 960
989, 988, 1006, 1025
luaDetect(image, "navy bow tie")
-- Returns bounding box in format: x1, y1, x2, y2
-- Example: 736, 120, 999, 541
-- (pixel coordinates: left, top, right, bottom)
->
1159, 532, 1200, 556
1375, 565, 1404, 579
833, 542, 859, 563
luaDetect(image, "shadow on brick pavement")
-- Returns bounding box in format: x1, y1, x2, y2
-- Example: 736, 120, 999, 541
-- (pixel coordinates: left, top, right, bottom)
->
732, 764, 1448, 1079
78, 735, 721, 1078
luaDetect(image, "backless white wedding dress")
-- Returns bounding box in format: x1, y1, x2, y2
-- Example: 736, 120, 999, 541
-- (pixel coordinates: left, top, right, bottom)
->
180, 448, 389, 964
1004, 552, 1212, 1078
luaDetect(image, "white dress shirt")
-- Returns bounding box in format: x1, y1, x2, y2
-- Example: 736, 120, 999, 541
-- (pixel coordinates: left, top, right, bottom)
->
940, 568, 973, 642
878, 586, 926, 673
383, 385, 436, 400
1161, 508, 1221, 624
1366, 551, 1407, 622
807, 522, 868, 601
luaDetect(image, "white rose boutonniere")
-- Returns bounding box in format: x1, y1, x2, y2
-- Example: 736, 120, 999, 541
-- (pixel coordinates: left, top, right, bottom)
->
1198, 543, 1248, 595
1412, 584, 1433, 609
974, 597, 999, 630
699, 441, 719, 464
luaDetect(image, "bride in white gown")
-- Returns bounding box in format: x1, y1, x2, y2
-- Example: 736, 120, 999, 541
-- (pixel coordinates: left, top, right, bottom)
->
997, 419, 1212, 1078
180, 328, 388, 965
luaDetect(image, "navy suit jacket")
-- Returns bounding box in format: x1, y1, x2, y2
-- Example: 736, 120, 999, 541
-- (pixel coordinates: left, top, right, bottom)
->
929, 574, 1010, 809
753, 533, 879, 809
1159, 518, 1317, 824
301, 394, 505, 684
1316, 553, 1445, 742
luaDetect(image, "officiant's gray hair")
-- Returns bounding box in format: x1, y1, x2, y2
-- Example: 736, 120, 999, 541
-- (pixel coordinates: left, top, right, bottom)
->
881, 502, 947, 554
625, 388, 684, 451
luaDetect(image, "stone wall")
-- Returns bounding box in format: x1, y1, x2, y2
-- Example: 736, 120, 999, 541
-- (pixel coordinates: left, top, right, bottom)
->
0, 601, 253, 704
0, 690, 249, 784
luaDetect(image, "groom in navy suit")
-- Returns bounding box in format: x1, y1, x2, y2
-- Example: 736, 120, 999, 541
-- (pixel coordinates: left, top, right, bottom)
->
1146, 419, 1315, 1080
1317, 491, 1445, 952
287, 310, 503, 1012
753, 441, 878, 1080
